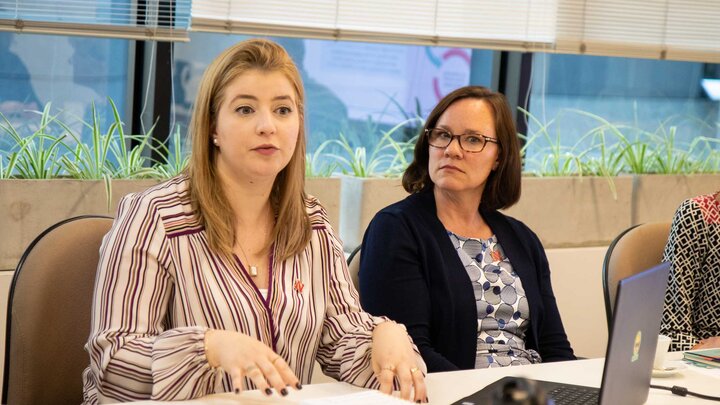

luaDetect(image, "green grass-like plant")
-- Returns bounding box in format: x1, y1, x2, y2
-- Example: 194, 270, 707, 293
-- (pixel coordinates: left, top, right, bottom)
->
325, 118, 420, 178
521, 107, 720, 177
150, 125, 190, 178
0, 104, 67, 179
305, 139, 337, 178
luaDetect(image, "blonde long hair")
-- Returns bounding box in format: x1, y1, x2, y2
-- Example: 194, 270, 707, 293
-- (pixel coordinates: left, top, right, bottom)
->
187, 38, 310, 261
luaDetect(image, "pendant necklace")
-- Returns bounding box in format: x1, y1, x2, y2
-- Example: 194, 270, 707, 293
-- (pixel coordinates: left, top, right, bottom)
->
236, 207, 272, 277
237, 242, 258, 277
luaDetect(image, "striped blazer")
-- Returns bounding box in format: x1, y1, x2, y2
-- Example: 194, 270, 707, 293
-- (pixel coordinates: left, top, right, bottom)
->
82, 176, 415, 403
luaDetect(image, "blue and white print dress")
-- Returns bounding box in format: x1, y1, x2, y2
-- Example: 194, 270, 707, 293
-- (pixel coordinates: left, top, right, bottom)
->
448, 231, 541, 368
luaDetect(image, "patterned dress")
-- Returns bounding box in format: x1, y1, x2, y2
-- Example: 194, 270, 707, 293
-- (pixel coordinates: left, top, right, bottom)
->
448, 231, 541, 368
82, 176, 424, 404
660, 192, 720, 351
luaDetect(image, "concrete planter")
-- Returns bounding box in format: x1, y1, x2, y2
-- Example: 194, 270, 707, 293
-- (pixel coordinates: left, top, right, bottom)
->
335, 174, 720, 251
338, 176, 408, 251
4, 174, 719, 269
0, 177, 344, 272
503, 176, 635, 248
0, 179, 159, 271
337, 175, 635, 251
305, 177, 342, 232
632, 174, 720, 225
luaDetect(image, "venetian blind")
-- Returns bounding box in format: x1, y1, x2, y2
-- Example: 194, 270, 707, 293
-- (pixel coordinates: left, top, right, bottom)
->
555, 0, 720, 63
191, 0, 558, 53
192, 0, 720, 63
0, 0, 191, 41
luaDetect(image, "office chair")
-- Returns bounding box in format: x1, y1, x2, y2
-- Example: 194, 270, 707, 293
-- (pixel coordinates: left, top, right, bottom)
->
346, 245, 361, 291
3, 215, 114, 405
602, 222, 671, 330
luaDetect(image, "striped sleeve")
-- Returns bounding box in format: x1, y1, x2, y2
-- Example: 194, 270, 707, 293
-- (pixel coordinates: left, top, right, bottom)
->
314, 227, 426, 388
85, 191, 220, 403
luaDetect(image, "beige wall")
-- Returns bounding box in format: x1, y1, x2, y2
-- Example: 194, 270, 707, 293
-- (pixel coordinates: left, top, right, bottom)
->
546, 247, 609, 359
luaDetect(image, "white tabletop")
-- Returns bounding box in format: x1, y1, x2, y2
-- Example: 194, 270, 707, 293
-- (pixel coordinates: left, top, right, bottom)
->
125, 352, 720, 404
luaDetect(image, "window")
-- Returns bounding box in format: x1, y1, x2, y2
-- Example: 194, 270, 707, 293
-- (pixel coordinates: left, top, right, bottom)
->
172, 33, 494, 175
0, 32, 130, 144
525, 53, 720, 174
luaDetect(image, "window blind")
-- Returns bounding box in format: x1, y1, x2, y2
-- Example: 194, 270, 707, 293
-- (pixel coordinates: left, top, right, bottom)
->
0, 0, 191, 41
191, 0, 558, 52
554, 0, 719, 62
192, 0, 719, 63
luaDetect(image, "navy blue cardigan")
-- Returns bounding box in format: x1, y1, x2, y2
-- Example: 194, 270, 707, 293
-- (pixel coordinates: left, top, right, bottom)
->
359, 189, 575, 372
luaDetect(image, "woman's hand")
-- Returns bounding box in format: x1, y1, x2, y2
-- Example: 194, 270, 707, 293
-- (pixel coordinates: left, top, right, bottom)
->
204, 329, 301, 396
371, 321, 428, 403
692, 336, 720, 350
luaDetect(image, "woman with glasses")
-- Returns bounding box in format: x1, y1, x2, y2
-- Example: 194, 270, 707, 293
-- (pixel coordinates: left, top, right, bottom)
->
359, 86, 575, 372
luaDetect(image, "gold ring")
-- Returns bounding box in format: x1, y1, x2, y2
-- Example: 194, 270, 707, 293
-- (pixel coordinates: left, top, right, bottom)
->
272, 356, 282, 365
410, 367, 419, 374
244, 365, 259, 374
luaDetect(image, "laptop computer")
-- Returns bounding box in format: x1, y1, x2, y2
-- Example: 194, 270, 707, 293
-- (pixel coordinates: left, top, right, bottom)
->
452, 261, 671, 405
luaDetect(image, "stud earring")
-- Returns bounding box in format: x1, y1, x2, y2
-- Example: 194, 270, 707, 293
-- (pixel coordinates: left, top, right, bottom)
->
213, 138, 219, 146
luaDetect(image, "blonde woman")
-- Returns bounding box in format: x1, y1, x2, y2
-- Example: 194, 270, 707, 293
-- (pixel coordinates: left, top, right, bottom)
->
82, 39, 427, 404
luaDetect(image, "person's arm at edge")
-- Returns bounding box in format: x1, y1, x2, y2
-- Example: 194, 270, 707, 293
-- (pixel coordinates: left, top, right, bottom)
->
661, 198, 707, 351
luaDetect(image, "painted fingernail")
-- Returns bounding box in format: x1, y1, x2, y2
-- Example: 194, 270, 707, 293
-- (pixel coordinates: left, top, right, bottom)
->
234, 388, 240, 394
264, 388, 273, 396
280, 388, 288, 396
295, 382, 303, 390
416, 401, 421, 404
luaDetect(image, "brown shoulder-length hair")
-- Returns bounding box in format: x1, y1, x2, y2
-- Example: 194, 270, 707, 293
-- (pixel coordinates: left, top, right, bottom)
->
187, 38, 310, 262
402, 86, 522, 211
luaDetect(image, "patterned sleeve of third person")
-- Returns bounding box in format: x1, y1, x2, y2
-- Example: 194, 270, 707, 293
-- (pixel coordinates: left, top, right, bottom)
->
84, 191, 220, 403
660, 198, 708, 351
314, 223, 426, 388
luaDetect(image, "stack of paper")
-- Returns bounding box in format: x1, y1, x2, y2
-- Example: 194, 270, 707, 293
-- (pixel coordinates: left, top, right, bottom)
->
684, 348, 720, 368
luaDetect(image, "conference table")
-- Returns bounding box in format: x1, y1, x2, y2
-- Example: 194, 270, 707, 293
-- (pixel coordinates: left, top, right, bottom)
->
126, 352, 720, 404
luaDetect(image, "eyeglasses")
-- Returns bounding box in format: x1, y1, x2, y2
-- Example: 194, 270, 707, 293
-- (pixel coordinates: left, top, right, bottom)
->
425, 128, 499, 153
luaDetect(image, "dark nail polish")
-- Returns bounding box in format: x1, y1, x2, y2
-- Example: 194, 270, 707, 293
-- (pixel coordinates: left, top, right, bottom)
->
295, 382, 303, 390
234, 388, 240, 394
425, 397, 430, 403
416, 401, 421, 403
265, 388, 273, 396
280, 388, 288, 396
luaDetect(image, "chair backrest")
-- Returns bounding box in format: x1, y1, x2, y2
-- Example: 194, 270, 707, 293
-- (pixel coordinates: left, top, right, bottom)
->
3, 215, 113, 405
346, 245, 361, 291
602, 221, 671, 329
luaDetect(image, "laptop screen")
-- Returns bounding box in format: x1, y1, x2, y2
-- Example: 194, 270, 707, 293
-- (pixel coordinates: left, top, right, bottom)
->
451, 262, 671, 405
598, 261, 670, 404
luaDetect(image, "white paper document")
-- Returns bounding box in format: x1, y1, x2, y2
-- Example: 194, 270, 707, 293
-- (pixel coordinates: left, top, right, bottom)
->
299, 390, 412, 404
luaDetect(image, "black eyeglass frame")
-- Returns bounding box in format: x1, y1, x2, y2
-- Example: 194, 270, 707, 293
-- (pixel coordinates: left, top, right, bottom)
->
424, 128, 499, 153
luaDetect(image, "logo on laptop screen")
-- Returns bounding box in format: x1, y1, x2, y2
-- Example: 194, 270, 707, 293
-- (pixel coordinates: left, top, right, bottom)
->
631, 330, 642, 362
